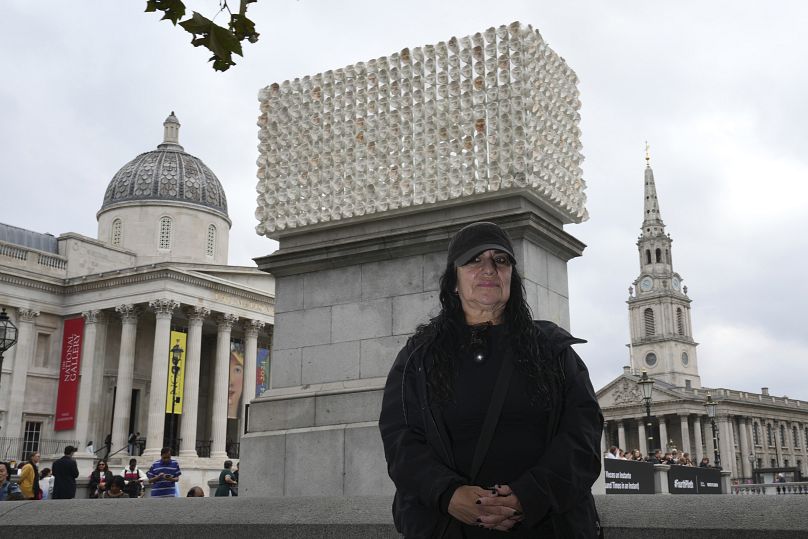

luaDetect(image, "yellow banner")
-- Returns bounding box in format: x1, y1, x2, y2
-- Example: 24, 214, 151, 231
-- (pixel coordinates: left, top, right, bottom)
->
165, 330, 187, 414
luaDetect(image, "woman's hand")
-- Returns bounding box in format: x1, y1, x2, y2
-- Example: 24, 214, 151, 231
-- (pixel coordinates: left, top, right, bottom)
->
447, 485, 495, 525
475, 484, 524, 531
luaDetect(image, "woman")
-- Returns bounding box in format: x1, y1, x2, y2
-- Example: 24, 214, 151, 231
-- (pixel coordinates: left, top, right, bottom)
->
379, 222, 603, 538
214, 460, 238, 497
18, 452, 41, 500
88, 461, 113, 498
38, 468, 54, 500
1, 461, 23, 501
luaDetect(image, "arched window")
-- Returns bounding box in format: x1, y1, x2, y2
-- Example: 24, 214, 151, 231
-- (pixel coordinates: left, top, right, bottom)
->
158, 216, 172, 250
655, 248, 662, 263
644, 308, 655, 336
111, 218, 122, 246
794, 426, 800, 448
677, 308, 684, 335
645, 249, 651, 264
206, 224, 216, 257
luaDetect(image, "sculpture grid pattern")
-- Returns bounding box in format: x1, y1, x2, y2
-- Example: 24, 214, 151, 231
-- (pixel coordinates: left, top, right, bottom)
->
255, 22, 587, 236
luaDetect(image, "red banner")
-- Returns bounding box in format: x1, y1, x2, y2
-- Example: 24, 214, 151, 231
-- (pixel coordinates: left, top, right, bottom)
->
54, 317, 84, 431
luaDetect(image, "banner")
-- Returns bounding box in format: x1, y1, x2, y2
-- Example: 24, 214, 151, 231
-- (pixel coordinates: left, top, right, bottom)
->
256, 347, 270, 397
165, 330, 187, 414
668, 464, 699, 494
54, 317, 85, 431
604, 459, 655, 494
228, 340, 245, 419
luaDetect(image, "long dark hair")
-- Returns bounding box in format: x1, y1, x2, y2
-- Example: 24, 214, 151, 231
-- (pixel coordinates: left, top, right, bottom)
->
414, 260, 562, 407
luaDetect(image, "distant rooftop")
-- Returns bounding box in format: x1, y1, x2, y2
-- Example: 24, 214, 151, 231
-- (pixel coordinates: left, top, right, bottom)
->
0, 223, 58, 253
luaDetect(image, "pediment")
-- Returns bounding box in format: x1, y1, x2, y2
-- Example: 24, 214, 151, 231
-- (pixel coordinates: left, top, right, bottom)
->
597, 375, 685, 410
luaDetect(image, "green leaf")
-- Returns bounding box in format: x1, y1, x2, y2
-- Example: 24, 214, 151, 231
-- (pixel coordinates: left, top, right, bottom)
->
144, 0, 186, 25
178, 11, 214, 34
230, 13, 259, 44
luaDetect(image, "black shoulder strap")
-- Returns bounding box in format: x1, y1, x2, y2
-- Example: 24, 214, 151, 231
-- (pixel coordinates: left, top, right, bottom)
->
469, 358, 514, 483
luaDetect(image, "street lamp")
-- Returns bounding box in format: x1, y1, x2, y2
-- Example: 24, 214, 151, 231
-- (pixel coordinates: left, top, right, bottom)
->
704, 393, 721, 469
168, 340, 184, 454
748, 452, 756, 483
638, 369, 655, 453
0, 308, 19, 387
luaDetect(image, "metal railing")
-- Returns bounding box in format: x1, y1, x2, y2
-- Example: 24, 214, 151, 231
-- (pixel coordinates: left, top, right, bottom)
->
0, 437, 80, 461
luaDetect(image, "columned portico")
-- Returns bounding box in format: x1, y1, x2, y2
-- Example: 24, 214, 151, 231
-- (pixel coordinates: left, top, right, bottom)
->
75, 310, 102, 447
143, 299, 179, 458
211, 313, 238, 459
112, 305, 138, 454
5, 308, 39, 437
179, 307, 209, 458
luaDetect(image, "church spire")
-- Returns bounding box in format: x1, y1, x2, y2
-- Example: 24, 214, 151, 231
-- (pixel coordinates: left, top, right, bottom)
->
641, 142, 664, 238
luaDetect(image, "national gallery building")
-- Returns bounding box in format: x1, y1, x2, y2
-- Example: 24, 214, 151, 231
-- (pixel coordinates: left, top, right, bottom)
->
0, 114, 274, 485
597, 157, 808, 483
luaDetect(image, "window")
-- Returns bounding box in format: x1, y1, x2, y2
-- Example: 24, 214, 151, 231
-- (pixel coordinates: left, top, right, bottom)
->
34, 333, 51, 368
753, 423, 760, 446
206, 224, 216, 257
784, 459, 789, 467
767, 424, 774, 446
794, 426, 800, 448
111, 218, 123, 246
771, 458, 776, 468
645, 352, 657, 367
677, 308, 684, 336
645, 249, 651, 264
685, 379, 691, 389
681, 351, 689, 366
644, 308, 655, 336
780, 424, 787, 446
655, 248, 662, 263
158, 216, 172, 250
22, 421, 42, 461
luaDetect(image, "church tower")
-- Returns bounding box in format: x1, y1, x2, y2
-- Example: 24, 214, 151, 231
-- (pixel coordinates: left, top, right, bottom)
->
627, 146, 700, 388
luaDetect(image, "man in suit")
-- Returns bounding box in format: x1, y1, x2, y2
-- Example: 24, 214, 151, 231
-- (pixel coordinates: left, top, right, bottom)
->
52, 445, 79, 499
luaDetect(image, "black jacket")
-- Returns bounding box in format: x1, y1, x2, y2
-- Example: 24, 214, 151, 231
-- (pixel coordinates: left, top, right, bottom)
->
52, 455, 79, 500
379, 321, 603, 538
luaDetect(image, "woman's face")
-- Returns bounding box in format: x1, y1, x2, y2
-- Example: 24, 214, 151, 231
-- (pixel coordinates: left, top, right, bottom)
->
455, 250, 512, 323
0, 463, 8, 483
228, 354, 244, 415
98, 462, 106, 471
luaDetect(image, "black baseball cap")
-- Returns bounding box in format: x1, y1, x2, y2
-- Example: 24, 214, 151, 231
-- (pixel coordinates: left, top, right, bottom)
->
447, 222, 516, 267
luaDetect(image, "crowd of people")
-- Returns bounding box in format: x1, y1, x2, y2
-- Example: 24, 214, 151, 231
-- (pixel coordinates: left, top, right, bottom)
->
604, 446, 718, 468
0, 445, 239, 501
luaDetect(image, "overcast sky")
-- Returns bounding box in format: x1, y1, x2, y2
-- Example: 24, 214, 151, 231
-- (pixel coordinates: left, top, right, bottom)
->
3, 1, 807, 399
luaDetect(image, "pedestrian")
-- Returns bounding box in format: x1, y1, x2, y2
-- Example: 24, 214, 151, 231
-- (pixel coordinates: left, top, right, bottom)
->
103, 433, 112, 460
38, 468, 54, 500
214, 460, 238, 497
146, 447, 181, 497
122, 458, 146, 498
88, 460, 113, 498
101, 476, 128, 499
85, 441, 95, 455
379, 221, 603, 537
186, 486, 205, 497
19, 451, 41, 500
0, 461, 23, 501
51, 445, 79, 499
127, 432, 140, 456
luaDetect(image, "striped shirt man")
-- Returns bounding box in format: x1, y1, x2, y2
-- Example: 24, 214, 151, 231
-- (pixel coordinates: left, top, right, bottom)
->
146, 448, 181, 497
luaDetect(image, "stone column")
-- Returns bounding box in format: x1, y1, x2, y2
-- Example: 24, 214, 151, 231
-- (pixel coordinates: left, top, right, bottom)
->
87, 314, 109, 448
179, 307, 209, 458
659, 416, 669, 452
617, 421, 626, 452
240, 320, 264, 436
679, 414, 691, 456
718, 416, 734, 475
74, 310, 102, 448
5, 309, 39, 437
638, 418, 647, 456
738, 417, 751, 478
143, 299, 179, 458
693, 416, 704, 461
211, 314, 238, 459
111, 305, 138, 454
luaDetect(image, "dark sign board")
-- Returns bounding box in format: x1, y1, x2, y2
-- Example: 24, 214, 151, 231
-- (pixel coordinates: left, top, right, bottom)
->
696, 467, 722, 494
604, 459, 654, 494
668, 465, 723, 494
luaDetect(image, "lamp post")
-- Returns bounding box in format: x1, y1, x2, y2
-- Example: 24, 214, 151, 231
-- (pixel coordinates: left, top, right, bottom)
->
748, 452, 756, 483
168, 340, 183, 455
0, 308, 19, 389
638, 369, 655, 454
705, 393, 721, 469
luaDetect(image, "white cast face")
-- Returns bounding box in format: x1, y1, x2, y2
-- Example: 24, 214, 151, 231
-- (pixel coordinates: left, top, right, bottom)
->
455, 249, 512, 324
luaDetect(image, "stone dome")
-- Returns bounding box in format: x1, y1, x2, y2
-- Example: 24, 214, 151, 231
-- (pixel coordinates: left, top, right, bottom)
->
100, 112, 228, 218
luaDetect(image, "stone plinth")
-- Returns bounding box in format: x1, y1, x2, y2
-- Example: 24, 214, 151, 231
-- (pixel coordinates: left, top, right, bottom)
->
241, 194, 585, 497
